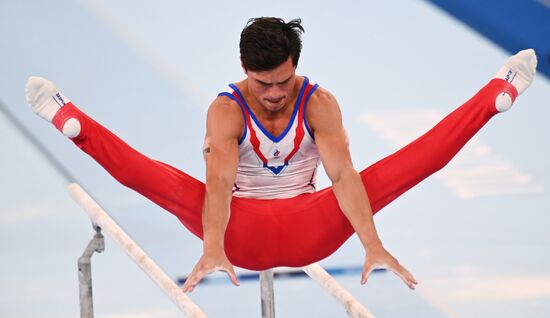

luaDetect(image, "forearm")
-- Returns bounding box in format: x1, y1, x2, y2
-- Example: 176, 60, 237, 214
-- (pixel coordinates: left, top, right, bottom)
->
202, 180, 233, 253
332, 170, 382, 250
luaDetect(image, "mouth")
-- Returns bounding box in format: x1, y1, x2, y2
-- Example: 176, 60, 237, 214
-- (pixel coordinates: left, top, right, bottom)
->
265, 97, 284, 107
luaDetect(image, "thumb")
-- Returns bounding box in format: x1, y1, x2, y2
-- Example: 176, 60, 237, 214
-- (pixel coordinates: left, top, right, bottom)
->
361, 266, 374, 285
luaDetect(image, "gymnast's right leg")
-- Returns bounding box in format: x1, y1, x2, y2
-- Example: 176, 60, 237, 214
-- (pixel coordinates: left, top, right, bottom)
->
25, 77, 204, 237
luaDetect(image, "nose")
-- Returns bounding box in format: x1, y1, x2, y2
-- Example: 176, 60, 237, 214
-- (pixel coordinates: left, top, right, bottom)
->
266, 85, 284, 99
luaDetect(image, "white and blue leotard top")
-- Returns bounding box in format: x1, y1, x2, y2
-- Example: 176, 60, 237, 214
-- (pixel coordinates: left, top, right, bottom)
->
218, 77, 321, 199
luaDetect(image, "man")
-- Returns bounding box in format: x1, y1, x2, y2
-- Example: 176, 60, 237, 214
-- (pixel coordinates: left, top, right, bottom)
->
185, 17, 417, 292
25, 17, 536, 293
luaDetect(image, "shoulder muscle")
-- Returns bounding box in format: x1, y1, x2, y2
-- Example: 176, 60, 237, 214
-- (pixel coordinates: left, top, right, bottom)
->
206, 95, 244, 143
306, 87, 344, 136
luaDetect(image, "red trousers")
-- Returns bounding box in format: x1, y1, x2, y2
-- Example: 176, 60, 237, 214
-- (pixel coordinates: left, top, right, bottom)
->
52, 79, 516, 270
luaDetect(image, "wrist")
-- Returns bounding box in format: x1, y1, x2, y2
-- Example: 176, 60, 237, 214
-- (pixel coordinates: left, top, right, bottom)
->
203, 236, 225, 253
203, 245, 225, 256
364, 239, 383, 252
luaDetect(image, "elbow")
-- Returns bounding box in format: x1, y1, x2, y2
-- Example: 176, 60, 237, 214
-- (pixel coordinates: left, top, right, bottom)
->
205, 175, 234, 196
331, 168, 361, 192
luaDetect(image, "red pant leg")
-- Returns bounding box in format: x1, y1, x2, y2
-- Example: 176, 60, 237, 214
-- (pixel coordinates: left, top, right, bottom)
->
361, 79, 516, 213
52, 104, 205, 238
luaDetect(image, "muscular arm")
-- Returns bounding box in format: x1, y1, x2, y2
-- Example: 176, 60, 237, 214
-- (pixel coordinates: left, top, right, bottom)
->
307, 89, 381, 250
308, 88, 417, 289
202, 98, 241, 252
182, 96, 242, 292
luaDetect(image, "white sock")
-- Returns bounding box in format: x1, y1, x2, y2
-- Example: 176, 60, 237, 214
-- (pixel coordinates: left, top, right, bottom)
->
25, 76, 81, 137
493, 49, 537, 112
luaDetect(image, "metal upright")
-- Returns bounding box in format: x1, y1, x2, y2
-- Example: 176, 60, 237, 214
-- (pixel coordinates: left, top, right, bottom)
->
260, 269, 275, 318
70, 183, 207, 318
78, 224, 105, 318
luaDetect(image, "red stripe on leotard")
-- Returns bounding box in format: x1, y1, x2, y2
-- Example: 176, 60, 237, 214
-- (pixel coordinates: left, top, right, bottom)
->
231, 91, 269, 166
284, 83, 312, 164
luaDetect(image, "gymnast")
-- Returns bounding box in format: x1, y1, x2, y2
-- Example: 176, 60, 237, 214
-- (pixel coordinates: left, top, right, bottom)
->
25, 17, 537, 293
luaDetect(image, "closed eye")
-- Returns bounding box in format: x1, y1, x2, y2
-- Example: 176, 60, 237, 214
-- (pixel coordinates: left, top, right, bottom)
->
256, 75, 293, 87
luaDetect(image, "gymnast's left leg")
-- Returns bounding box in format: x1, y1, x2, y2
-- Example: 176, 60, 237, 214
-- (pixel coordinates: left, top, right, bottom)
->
359, 49, 538, 213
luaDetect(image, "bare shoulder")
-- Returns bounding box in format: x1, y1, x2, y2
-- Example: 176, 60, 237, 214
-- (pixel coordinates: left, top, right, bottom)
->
306, 86, 343, 133
206, 95, 244, 140
308, 86, 339, 109
208, 94, 243, 119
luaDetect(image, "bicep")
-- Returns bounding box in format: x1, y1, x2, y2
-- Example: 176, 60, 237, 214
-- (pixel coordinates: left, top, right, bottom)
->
316, 123, 354, 184
308, 91, 354, 183
204, 99, 242, 191
204, 136, 239, 190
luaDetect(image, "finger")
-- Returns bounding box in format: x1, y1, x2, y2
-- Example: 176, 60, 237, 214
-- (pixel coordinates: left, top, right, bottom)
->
408, 272, 419, 285
223, 266, 240, 286
389, 264, 418, 290
182, 276, 196, 292
396, 264, 418, 288
182, 273, 193, 291
182, 271, 205, 292
390, 269, 411, 289
182, 263, 201, 291
361, 264, 376, 285
361, 272, 369, 285
183, 277, 201, 293
182, 279, 193, 292
182, 283, 195, 293
182, 270, 197, 291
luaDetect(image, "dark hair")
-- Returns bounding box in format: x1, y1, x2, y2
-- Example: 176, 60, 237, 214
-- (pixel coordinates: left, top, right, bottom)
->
240, 17, 304, 71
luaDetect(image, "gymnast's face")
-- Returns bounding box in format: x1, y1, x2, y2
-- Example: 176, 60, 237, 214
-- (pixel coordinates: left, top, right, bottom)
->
244, 57, 297, 113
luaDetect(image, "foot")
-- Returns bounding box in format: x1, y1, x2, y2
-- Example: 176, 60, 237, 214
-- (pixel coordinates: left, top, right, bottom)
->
493, 49, 537, 112
25, 77, 80, 137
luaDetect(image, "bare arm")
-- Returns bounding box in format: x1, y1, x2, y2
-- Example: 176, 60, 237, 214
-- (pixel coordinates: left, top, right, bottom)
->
307, 88, 417, 289
182, 96, 243, 292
